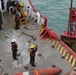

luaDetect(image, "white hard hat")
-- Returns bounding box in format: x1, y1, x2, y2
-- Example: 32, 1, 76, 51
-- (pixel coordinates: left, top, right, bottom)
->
11, 39, 16, 42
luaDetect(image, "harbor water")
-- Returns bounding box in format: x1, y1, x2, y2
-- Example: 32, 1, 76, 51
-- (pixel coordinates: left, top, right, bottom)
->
31, 0, 76, 37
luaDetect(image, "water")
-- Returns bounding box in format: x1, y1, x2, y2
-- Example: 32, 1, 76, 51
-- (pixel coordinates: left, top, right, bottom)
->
31, 0, 76, 36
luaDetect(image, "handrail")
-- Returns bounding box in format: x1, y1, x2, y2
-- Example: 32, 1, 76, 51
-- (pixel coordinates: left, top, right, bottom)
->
28, 0, 47, 27
28, 0, 76, 59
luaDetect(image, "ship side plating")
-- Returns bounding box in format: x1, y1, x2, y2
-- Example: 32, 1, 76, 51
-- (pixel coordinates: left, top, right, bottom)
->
61, 0, 76, 52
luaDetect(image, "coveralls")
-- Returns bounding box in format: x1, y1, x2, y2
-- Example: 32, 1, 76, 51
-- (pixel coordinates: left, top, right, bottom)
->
11, 42, 18, 60
15, 14, 20, 30
29, 47, 38, 66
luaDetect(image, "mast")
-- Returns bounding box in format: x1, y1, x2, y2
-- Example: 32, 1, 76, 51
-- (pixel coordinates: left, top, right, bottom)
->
68, 0, 73, 34
69, 0, 72, 25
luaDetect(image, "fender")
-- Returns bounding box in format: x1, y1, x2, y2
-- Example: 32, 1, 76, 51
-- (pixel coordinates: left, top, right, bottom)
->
30, 10, 34, 19
36, 12, 41, 25
28, 7, 32, 18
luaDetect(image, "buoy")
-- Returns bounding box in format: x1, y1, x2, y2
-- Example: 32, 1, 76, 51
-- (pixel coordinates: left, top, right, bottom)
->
36, 12, 41, 25
13, 72, 29, 75
13, 67, 61, 75
32, 68, 61, 75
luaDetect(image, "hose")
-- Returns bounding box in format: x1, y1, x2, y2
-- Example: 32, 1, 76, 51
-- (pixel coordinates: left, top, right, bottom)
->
21, 32, 36, 41
24, 24, 39, 30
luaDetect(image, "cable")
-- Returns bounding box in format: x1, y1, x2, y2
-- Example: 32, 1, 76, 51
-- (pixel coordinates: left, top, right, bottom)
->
24, 24, 39, 30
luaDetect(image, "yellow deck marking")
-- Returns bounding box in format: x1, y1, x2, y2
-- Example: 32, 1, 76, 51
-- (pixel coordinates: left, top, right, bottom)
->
65, 53, 69, 60
38, 25, 43, 32
52, 40, 55, 45
51, 39, 53, 42
57, 44, 61, 50
60, 47, 64, 54
72, 58, 76, 67
50, 40, 52, 43
62, 50, 66, 56
40, 29, 44, 34
68, 55, 73, 63
55, 41, 59, 48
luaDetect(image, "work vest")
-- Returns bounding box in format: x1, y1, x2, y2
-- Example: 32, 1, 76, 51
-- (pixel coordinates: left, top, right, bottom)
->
11, 42, 17, 50
15, 15, 20, 21
29, 49, 35, 56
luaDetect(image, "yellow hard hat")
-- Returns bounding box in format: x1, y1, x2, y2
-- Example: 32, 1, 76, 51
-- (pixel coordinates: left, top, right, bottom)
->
19, 1, 24, 7
30, 45, 34, 48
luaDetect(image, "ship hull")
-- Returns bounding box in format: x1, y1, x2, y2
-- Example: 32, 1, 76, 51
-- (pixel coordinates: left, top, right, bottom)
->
61, 35, 76, 52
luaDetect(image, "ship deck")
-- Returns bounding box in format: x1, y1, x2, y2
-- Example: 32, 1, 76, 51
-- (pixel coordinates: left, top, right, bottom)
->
0, 12, 72, 75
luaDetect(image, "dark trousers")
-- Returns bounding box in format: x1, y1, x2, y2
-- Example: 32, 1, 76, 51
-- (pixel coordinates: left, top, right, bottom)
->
30, 55, 35, 65
0, 23, 2, 29
12, 49, 17, 59
15, 21, 20, 29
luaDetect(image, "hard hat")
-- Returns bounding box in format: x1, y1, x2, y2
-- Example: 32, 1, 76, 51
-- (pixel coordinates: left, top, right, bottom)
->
30, 45, 34, 48
11, 39, 16, 42
19, 1, 24, 7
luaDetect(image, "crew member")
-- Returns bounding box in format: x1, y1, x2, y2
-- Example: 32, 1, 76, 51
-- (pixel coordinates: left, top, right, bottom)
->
15, 12, 20, 30
11, 39, 18, 60
29, 45, 38, 67
0, 10, 3, 30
